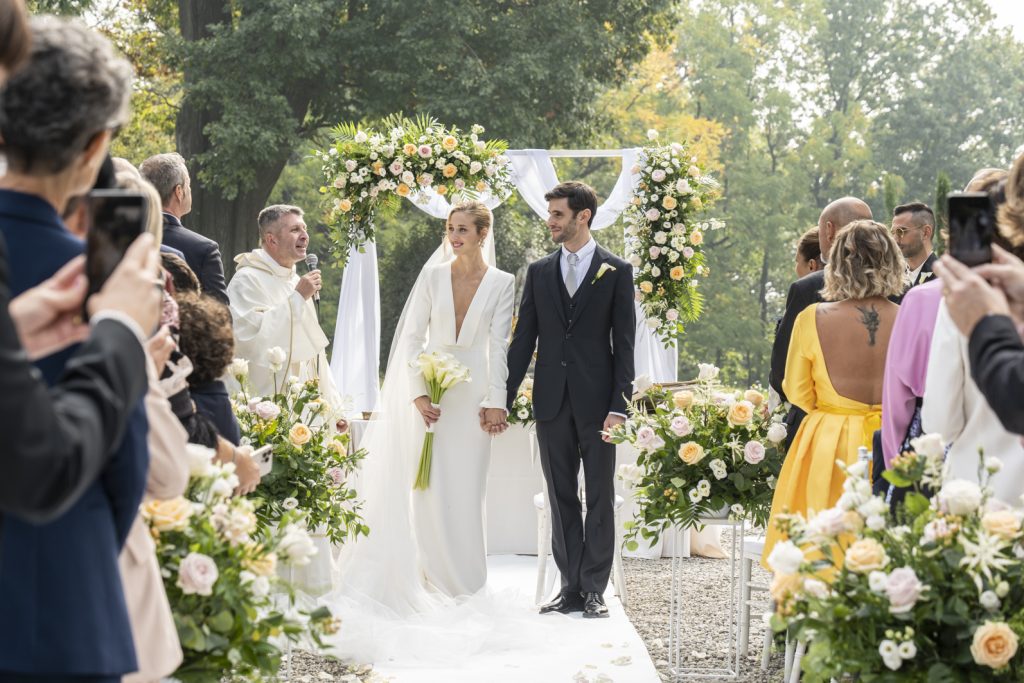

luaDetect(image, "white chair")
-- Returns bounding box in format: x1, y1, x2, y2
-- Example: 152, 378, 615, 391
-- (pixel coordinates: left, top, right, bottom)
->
739, 536, 770, 662
533, 490, 627, 606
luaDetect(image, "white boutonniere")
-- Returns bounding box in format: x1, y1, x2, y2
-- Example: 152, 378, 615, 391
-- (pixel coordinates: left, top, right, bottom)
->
591, 262, 616, 285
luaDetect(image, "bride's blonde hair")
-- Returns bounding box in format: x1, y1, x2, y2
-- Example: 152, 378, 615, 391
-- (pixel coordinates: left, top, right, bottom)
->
446, 200, 492, 235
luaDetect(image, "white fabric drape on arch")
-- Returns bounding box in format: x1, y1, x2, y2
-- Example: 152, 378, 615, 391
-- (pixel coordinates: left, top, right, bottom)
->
329, 147, 675, 413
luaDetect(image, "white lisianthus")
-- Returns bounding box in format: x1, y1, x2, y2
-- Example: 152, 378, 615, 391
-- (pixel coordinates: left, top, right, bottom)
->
250, 575, 271, 598
807, 507, 847, 538
897, 641, 917, 660
617, 464, 644, 484
651, 266, 661, 277
696, 479, 711, 497
688, 488, 701, 503
654, 231, 668, 245
185, 444, 216, 478
628, 254, 642, 268
986, 456, 1004, 474
646, 128, 659, 140
766, 540, 804, 575
709, 458, 728, 480
997, 581, 1010, 598
282, 497, 299, 510
867, 514, 887, 531
939, 479, 983, 516
517, 409, 529, 420
730, 503, 744, 516
353, 130, 368, 143
210, 471, 238, 499
869, 571, 889, 593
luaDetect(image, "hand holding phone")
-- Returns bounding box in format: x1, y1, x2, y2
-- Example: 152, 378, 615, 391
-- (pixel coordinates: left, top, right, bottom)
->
947, 192, 996, 267
84, 190, 148, 318
252, 444, 274, 477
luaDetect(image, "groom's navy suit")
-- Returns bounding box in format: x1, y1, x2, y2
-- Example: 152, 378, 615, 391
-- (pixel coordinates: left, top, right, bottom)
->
507, 242, 634, 595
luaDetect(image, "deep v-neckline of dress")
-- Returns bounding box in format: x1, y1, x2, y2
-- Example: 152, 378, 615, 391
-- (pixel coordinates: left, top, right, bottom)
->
448, 262, 491, 344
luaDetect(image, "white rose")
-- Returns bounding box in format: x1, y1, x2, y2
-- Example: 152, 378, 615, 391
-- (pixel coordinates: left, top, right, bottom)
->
807, 507, 847, 538
981, 590, 1001, 611
803, 578, 829, 600
632, 374, 654, 394
766, 540, 804, 575
654, 231, 668, 245
867, 514, 887, 531
266, 346, 287, 370
354, 131, 368, 143
628, 254, 642, 268
910, 433, 944, 458
766, 422, 788, 444
227, 358, 249, 378
646, 128, 659, 140
697, 363, 719, 381
250, 575, 271, 598
939, 479, 983, 516
177, 552, 219, 596
617, 464, 644, 484
184, 444, 216, 478
279, 525, 318, 566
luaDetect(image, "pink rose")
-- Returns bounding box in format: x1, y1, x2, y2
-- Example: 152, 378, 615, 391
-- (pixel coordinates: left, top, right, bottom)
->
389, 160, 403, 175
418, 144, 433, 158
634, 425, 664, 451
885, 567, 923, 614
651, 169, 667, 182
247, 397, 263, 412
670, 415, 692, 437
327, 467, 345, 487
177, 552, 219, 596
743, 440, 765, 464
253, 400, 281, 421
666, 309, 679, 321
649, 246, 661, 259
645, 208, 661, 222
682, 247, 695, 259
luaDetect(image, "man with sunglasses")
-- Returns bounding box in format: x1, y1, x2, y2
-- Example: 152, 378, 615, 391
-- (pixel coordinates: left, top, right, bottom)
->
891, 202, 938, 297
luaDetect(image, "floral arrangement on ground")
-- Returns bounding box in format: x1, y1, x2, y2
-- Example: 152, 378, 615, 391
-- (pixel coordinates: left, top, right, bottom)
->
768, 434, 1024, 681
315, 114, 514, 267
230, 354, 367, 545
625, 129, 723, 344
608, 363, 787, 548
145, 444, 337, 682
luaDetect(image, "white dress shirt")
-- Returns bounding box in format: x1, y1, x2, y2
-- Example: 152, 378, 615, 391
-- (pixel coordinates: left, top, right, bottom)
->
560, 237, 597, 290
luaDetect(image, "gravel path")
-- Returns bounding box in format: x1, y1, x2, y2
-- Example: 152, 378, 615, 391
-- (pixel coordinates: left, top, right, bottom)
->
279, 543, 787, 682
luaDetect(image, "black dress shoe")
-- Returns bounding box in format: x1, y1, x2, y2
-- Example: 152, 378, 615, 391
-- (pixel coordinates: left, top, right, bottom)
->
582, 591, 609, 618
539, 591, 584, 614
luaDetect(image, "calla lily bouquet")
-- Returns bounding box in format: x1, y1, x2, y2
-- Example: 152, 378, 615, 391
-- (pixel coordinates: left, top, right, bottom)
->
231, 356, 367, 545
606, 363, 786, 547
147, 445, 337, 682
411, 351, 471, 490
768, 435, 1024, 681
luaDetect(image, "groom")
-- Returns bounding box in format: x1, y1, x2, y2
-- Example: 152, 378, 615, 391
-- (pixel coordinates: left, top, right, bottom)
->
506, 181, 635, 618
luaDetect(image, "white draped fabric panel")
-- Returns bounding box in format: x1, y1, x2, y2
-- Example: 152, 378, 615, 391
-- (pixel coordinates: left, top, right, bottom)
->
330, 147, 675, 414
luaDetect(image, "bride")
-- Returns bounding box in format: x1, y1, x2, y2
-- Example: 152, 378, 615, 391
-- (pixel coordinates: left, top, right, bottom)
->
329, 200, 515, 633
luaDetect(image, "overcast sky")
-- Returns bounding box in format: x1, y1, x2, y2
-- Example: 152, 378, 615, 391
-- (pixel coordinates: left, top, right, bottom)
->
988, 0, 1024, 38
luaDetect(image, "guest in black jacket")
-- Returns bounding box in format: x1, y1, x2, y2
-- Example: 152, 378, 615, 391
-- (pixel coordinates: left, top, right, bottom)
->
139, 152, 230, 305
769, 197, 872, 445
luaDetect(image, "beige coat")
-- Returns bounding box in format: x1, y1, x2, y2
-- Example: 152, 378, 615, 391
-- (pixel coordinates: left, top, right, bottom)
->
120, 358, 189, 683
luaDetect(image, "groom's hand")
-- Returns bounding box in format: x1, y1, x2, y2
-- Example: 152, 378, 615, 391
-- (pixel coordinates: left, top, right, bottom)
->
481, 408, 508, 435
602, 414, 626, 443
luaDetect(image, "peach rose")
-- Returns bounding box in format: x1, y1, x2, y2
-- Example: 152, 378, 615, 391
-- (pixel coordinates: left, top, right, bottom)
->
769, 572, 802, 605
689, 230, 704, 245
142, 496, 193, 533
436, 185, 449, 196
289, 423, 312, 446
670, 265, 685, 281
402, 143, 417, 156
396, 183, 411, 197
662, 195, 678, 210
690, 196, 704, 210
971, 621, 1019, 669
442, 135, 458, 152
727, 401, 754, 426
475, 180, 487, 192
336, 198, 352, 213
845, 538, 889, 574
744, 389, 764, 406
442, 163, 458, 178
678, 441, 705, 465
672, 390, 694, 410
639, 281, 654, 294
982, 510, 1021, 540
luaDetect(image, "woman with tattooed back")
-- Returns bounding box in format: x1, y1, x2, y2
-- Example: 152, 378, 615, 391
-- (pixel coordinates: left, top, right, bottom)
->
762, 220, 904, 566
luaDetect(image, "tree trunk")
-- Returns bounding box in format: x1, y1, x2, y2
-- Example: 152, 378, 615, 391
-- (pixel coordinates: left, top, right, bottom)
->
175, 0, 294, 278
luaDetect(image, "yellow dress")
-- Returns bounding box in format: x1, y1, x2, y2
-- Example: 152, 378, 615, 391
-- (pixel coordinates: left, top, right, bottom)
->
761, 304, 881, 569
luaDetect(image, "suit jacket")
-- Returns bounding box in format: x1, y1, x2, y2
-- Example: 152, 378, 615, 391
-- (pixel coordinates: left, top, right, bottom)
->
0, 230, 147, 541
968, 313, 1024, 435
191, 379, 242, 445
0, 189, 149, 677
506, 244, 635, 422
161, 212, 229, 305
893, 252, 938, 304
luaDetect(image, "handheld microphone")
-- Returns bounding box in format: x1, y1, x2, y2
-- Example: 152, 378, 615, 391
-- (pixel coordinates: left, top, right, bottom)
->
304, 253, 320, 302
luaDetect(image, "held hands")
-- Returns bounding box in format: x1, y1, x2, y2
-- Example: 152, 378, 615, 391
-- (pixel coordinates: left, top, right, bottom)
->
296, 269, 322, 300
478, 407, 508, 435
414, 395, 441, 427
602, 413, 626, 443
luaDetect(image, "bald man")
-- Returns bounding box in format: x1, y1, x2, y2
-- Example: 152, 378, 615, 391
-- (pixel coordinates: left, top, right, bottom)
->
769, 197, 873, 446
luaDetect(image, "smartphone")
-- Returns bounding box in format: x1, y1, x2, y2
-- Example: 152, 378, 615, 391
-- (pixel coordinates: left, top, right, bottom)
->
83, 190, 148, 316
947, 191, 996, 267
252, 444, 274, 477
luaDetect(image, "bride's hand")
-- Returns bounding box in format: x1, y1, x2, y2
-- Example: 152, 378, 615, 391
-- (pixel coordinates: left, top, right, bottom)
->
414, 396, 441, 426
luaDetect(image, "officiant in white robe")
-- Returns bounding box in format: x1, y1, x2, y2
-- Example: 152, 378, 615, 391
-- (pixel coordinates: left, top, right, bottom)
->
226, 204, 343, 412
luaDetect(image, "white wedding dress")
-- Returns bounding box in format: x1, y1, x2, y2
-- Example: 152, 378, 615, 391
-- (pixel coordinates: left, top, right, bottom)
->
325, 224, 540, 666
